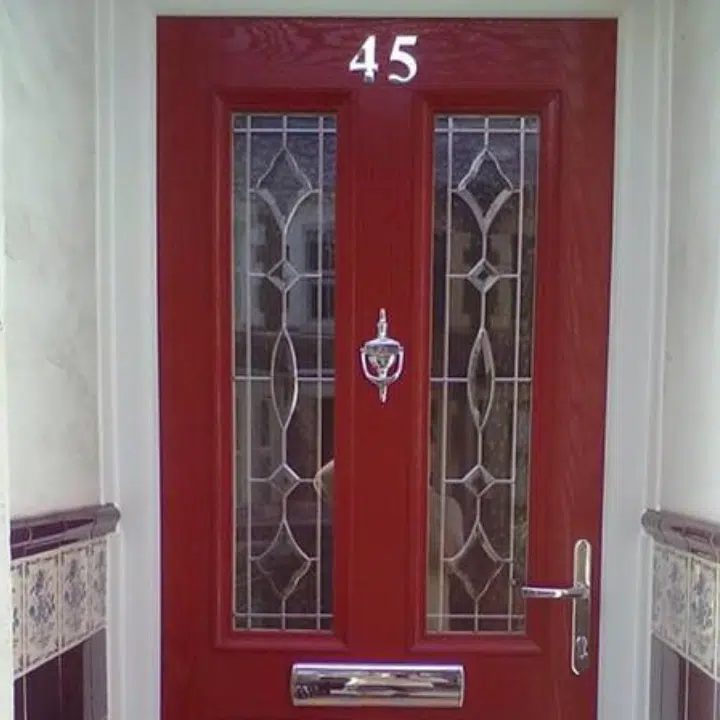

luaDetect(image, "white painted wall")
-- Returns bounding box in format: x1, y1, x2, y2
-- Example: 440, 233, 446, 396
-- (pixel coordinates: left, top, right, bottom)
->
0, 0, 100, 517
659, 0, 720, 521
0, 13, 15, 720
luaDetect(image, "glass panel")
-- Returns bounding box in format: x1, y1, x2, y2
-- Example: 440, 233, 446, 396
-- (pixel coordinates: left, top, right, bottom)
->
233, 114, 336, 631
427, 115, 538, 634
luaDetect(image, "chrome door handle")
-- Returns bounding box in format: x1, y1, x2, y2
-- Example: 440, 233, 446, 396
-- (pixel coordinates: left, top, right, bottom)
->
520, 539, 591, 676
520, 584, 588, 601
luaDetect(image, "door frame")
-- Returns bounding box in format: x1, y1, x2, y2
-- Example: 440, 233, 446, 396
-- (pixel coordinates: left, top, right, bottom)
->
97, 0, 672, 718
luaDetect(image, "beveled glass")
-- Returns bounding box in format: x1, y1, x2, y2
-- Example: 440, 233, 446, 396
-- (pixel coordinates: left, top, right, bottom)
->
233, 114, 336, 630
427, 116, 538, 633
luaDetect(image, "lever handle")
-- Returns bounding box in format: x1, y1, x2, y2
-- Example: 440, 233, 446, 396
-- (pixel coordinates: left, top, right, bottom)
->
520, 584, 588, 601
520, 539, 591, 676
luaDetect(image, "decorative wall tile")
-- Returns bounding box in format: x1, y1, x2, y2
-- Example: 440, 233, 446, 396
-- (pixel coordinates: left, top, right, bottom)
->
12, 536, 108, 679
10, 506, 117, 717
652, 541, 720, 684
12, 564, 24, 677
653, 544, 689, 653
687, 555, 717, 675
88, 539, 107, 632
646, 512, 720, 714
24, 552, 59, 670
60, 542, 90, 646
652, 544, 664, 634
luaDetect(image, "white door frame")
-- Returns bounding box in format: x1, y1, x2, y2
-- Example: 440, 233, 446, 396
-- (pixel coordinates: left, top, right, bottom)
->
96, 0, 672, 717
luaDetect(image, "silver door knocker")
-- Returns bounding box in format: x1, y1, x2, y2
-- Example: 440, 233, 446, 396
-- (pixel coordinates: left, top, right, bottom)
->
359, 309, 404, 403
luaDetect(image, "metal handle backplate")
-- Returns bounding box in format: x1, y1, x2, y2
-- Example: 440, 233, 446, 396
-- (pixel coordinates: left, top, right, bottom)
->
521, 538, 591, 675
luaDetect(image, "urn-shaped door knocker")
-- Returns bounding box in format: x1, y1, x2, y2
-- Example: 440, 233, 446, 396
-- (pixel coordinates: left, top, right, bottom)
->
359, 309, 405, 403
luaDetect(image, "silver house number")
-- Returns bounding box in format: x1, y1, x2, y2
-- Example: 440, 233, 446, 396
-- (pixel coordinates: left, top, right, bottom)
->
348, 34, 419, 84
359, 309, 405, 403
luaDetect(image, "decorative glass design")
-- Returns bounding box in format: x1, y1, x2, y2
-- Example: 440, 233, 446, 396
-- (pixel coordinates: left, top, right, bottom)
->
233, 114, 336, 631
427, 115, 539, 633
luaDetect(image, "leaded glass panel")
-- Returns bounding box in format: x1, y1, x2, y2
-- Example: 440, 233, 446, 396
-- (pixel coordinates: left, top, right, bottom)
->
427, 115, 538, 633
233, 114, 335, 631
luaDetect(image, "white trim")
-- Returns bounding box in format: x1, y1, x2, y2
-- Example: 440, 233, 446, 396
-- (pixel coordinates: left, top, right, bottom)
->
99, 0, 672, 717
0, 40, 14, 720
598, 0, 673, 717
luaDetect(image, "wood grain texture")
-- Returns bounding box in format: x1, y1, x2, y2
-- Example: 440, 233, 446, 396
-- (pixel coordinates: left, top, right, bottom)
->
157, 17, 616, 720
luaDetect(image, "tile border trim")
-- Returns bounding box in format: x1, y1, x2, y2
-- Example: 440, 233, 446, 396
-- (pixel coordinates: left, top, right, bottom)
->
642, 508, 720, 561
12, 535, 110, 679
11, 503, 120, 559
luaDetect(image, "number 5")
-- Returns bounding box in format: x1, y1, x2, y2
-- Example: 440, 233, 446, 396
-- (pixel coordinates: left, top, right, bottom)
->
388, 35, 418, 84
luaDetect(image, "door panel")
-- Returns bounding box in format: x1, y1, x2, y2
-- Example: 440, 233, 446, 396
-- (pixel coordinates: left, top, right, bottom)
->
158, 17, 616, 720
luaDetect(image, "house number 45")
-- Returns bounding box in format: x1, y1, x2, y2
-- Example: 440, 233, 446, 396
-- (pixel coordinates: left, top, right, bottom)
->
348, 35, 418, 84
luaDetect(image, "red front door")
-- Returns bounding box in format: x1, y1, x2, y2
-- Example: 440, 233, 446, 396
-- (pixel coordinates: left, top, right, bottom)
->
158, 17, 616, 720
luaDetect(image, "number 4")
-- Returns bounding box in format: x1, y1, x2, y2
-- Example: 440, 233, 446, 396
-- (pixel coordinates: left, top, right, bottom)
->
348, 34, 419, 84
348, 35, 379, 82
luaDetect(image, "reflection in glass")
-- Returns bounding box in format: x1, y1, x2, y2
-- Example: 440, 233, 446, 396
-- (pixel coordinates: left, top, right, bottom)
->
233, 114, 335, 630
427, 116, 538, 633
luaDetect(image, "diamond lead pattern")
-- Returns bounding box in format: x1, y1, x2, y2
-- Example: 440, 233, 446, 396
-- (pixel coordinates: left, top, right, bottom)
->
467, 259, 500, 294
255, 523, 311, 600
257, 147, 312, 223
461, 152, 513, 215
267, 259, 300, 292
428, 114, 539, 633
269, 465, 300, 496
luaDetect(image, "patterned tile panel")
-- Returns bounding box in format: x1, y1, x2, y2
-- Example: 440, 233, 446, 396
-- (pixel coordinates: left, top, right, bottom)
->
60, 543, 90, 646
652, 542, 720, 680
687, 555, 717, 675
11, 563, 24, 676
24, 552, 59, 669
12, 537, 109, 679
88, 539, 107, 633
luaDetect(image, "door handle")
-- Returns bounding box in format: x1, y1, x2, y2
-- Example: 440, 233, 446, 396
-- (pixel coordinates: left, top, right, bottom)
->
521, 584, 588, 601
520, 538, 591, 676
